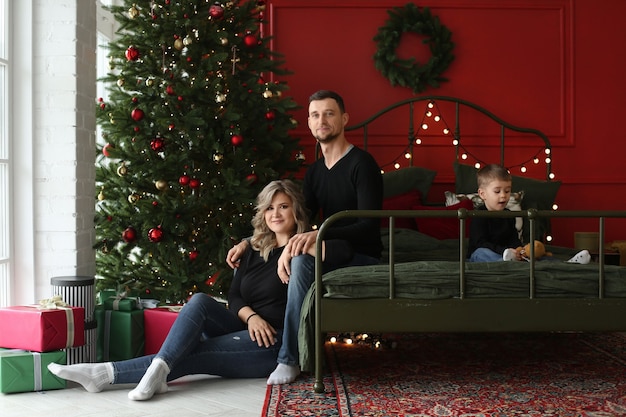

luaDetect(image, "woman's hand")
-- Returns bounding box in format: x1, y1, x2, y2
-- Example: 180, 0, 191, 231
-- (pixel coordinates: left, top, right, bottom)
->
247, 315, 278, 348
226, 240, 249, 269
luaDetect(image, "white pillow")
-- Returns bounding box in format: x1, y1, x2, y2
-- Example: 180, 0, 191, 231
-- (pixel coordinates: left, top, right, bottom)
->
444, 191, 524, 239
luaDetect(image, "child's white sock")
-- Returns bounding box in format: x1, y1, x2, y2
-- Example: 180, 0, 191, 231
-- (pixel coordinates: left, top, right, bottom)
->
47, 362, 113, 393
266, 364, 300, 385
502, 248, 518, 261
567, 249, 591, 264
127, 357, 169, 401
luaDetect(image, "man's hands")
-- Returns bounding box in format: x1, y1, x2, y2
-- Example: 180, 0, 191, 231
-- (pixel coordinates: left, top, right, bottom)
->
226, 240, 249, 269
277, 230, 319, 283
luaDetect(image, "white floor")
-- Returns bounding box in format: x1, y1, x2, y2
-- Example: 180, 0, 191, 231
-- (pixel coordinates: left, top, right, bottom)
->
1, 375, 267, 417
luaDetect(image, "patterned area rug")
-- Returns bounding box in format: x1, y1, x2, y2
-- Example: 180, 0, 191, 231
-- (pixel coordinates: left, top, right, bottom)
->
262, 332, 626, 416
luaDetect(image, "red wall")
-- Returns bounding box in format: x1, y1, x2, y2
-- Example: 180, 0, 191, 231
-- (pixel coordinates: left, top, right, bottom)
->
265, 0, 626, 247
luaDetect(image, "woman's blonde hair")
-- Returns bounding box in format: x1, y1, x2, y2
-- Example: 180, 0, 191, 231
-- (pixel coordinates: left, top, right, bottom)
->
250, 179, 309, 260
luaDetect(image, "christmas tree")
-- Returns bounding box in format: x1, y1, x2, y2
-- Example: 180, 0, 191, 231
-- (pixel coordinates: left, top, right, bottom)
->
95, 0, 303, 303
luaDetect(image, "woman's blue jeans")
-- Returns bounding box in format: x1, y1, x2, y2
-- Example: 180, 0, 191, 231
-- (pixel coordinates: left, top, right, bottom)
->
278, 253, 379, 367
112, 293, 283, 384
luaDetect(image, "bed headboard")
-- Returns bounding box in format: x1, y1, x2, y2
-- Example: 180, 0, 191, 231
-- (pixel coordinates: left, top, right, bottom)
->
342, 96, 559, 243
345, 95, 553, 182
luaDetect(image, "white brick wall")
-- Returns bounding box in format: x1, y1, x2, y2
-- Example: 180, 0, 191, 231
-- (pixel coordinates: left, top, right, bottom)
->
17, 0, 97, 302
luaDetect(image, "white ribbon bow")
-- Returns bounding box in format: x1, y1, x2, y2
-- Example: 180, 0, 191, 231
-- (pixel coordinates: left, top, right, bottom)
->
37, 295, 68, 310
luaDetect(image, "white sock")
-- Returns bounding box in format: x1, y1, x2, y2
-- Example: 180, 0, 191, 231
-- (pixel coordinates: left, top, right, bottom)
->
502, 248, 518, 261
128, 357, 170, 401
567, 249, 591, 264
267, 364, 300, 385
47, 362, 113, 393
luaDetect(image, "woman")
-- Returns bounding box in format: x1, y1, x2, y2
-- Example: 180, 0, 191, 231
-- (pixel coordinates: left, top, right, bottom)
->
48, 179, 309, 400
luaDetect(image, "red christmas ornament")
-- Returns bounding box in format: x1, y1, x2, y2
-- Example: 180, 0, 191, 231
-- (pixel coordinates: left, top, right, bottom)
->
243, 34, 257, 47
99, 102, 106, 110
230, 134, 244, 146
166, 85, 175, 95
246, 173, 258, 184
125, 46, 140, 61
148, 226, 164, 243
131, 97, 138, 103
102, 143, 114, 157
131, 108, 144, 121
150, 137, 165, 152
206, 271, 219, 286
168, 123, 175, 131
189, 250, 199, 261
209, 3, 224, 19
189, 178, 201, 189
122, 226, 137, 243
265, 110, 276, 121
179, 175, 190, 186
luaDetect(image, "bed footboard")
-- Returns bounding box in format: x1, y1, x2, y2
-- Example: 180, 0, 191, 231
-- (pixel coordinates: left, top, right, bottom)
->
312, 209, 626, 393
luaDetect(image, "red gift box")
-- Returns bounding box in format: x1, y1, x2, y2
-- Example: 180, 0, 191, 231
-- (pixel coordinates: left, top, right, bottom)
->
0, 304, 85, 352
143, 306, 181, 355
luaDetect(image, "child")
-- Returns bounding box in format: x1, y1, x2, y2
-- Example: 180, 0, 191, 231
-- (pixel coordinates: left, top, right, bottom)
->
467, 164, 590, 264
468, 164, 523, 262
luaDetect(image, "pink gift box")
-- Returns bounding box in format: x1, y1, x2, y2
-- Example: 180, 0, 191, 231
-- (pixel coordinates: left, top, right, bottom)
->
143, 306, 181, 355
0, 305, 85, 352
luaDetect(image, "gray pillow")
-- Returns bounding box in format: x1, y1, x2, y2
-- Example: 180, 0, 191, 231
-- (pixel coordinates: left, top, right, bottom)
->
382, 166, 437, 201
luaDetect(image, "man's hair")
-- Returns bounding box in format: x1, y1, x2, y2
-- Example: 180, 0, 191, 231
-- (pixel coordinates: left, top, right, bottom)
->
309, 90, 345, 113
477, 164, 512, 188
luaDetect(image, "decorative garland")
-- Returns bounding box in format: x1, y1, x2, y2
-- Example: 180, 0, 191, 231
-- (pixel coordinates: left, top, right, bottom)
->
373, 4, 455, 94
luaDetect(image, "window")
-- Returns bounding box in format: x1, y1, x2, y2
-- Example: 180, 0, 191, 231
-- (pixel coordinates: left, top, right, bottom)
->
0, 0, 9, 307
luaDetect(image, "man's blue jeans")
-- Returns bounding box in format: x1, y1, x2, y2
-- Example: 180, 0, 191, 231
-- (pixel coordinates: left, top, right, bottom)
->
277, 253, 379, 367
112, 293, 283, 384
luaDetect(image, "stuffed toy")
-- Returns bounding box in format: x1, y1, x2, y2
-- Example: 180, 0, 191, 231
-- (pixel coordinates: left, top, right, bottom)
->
517, 240, 552, 261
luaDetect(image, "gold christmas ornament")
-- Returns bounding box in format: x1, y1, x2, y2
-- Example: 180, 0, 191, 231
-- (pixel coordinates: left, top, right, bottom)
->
174, 38, 184, 50
98, 188, 105, 201
212, 152, 224, 163
128, 193, 140, 204
215, 93, 226, 103
262, 89, 273, 99
146, 78, 155, 87
128, 5, 140, 18
220, 37, 228, 46
117, 163, 128, 176
117, 79, 125, 87
183, 36, 193, 46
155, 180, 169, 191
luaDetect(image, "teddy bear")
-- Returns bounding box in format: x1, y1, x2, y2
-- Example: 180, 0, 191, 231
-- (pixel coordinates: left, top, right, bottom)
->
517, 240, 552, 261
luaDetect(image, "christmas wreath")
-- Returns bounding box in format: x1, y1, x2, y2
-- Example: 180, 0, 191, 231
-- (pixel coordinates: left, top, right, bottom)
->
373, 4, 455, 93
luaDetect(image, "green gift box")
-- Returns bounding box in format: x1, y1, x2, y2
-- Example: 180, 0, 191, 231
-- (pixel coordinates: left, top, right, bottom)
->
95, 306, 144, 361
0, 349, 66, 393
96, 290, 117, 305
102, 296, 141, 311
97, 289, 142, 311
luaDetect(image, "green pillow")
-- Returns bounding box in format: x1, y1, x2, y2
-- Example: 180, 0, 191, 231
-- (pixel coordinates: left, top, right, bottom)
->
383, 166, 437, 200
453, 162, 561, 242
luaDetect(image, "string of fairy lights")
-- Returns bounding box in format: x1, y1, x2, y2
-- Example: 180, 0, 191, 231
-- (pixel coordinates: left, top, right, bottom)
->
381, 101, 556, 185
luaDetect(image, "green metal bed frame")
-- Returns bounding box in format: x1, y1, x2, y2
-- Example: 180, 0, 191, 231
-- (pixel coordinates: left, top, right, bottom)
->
344, 95, 553, 179
313, 209, 626, 393
309, 96, 625, 393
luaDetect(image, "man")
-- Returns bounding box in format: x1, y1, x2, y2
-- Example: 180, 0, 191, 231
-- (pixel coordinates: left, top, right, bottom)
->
227, 90, 382, 384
